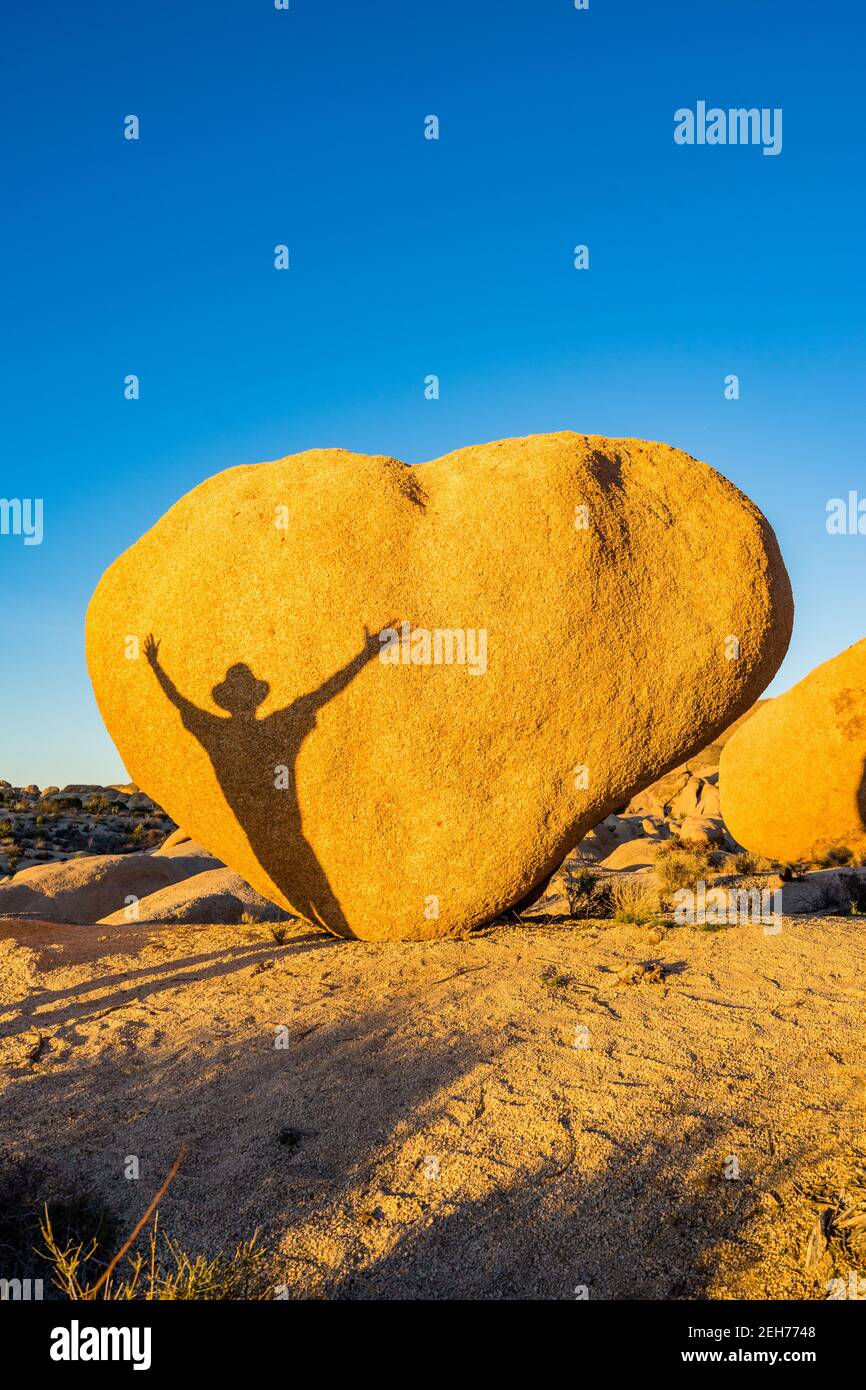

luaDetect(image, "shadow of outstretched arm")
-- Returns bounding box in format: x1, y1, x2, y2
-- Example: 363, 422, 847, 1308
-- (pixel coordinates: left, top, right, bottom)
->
144, 634, 217, 739
286, 622, 396, 719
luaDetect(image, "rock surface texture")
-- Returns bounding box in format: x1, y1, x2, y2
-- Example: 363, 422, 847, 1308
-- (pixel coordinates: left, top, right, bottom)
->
86, 432, 793, 940
721, 638, 866, 864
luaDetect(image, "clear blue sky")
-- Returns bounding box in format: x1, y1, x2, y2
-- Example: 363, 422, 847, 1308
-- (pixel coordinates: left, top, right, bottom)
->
1, 0, 864, 786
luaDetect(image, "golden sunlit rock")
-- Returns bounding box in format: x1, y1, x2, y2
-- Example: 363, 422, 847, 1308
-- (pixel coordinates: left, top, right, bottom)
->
85, 431, 793, 940
721, 638, 866, 864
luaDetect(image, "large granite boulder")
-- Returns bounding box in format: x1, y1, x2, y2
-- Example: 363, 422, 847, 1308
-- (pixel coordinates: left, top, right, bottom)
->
85, 432, 792, 940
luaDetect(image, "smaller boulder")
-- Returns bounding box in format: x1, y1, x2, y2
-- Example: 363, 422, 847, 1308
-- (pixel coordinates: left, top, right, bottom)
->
600, 839, 666, 872
0, 852, 218, 923
97, 867, 292, 926
640, 816, 671, 839
677, 816, 725, 846
626, 770, 691, 818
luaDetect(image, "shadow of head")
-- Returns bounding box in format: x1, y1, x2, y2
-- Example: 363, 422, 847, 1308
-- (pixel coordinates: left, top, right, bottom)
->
211, 664, 270, 716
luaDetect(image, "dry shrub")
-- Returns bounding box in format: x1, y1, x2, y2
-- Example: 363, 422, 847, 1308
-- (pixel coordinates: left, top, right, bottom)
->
820, 844, 855, 868
797, 1152, 866, 1275
608, 877, 662, 926
655, 842, 719, 895
733, 850, 777, 875
38, 1211, 290, 1300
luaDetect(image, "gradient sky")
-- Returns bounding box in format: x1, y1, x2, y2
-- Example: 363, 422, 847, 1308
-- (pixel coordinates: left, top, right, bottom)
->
1, 0, 864, 786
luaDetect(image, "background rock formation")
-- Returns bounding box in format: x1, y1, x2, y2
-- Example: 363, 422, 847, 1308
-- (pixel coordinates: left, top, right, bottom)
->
721, 638, 866, 863
0, 852, 214, 924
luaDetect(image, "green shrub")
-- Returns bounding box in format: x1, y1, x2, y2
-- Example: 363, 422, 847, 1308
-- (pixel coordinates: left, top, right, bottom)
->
565, 868, 612, 919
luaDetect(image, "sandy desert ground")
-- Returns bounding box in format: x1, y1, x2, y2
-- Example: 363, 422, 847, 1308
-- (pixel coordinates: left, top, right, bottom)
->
2, 895, 864, 1300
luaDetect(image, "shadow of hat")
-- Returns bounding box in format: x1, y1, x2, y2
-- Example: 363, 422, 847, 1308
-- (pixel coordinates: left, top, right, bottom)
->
211, 663, 270, 712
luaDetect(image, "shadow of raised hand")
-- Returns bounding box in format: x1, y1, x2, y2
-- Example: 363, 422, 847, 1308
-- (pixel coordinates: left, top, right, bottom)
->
142, 621, 397, 936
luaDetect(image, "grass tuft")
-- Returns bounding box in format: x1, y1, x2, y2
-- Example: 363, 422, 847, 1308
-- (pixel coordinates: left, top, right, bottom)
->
608, 877, 662, 926
655, 841, 720, 895
37, 1211, 289, 1300
732, 850, 777, 875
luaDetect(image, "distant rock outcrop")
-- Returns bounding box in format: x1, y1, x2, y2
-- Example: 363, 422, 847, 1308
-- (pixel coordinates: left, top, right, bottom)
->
0, 779, 176, 875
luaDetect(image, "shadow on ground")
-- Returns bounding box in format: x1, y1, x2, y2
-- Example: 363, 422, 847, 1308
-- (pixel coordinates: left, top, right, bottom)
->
0, 967, 804, 1300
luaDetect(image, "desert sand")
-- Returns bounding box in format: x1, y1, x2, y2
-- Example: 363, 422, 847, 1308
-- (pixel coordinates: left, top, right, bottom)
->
2, 898, 863, 1300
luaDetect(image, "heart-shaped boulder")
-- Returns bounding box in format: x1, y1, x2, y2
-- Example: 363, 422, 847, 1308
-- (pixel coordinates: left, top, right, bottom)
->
86, 432, 793, 940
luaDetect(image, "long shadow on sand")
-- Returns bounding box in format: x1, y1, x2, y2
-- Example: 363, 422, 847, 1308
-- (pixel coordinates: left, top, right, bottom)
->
0, 988, 807, 1299
0, 933, 338, 1035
